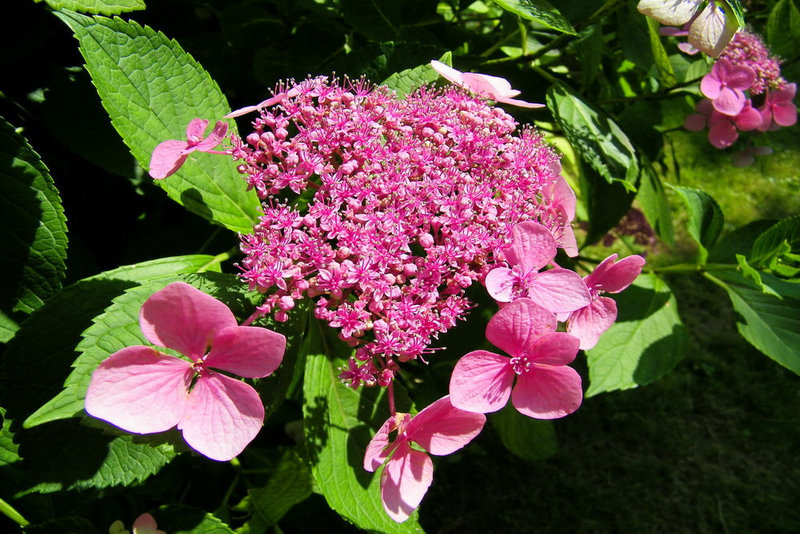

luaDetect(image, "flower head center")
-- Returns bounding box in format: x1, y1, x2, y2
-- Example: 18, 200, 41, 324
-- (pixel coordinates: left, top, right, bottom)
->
510, 355, 533, 375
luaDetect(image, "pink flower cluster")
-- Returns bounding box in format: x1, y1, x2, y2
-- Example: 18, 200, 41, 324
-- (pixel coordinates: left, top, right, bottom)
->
684, 31, 797, 160
231, 76, 576, 384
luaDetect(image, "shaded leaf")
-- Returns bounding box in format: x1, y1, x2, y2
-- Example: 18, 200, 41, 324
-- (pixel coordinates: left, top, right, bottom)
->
637, 158, 674, 245
749, 215, 800, 273
646, 17, 677, 86
581, 166, 636, 246
383, 52, 452, 98
669, 185, 724, 264
586, 274, 688, 396
490, 0, 576, 34
767, 0, 800, 58
491, 404, 557, 461
44, 0, 146, 15
152, 504, 236, 534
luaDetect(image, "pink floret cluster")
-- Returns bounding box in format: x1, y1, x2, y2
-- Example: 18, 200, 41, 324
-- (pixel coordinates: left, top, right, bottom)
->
684, 31, 797, 164
232, 76, 572, 384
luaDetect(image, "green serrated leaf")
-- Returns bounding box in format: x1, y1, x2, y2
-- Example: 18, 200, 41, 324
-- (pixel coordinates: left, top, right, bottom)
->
234, 449, 313, 533
0, 408, 21, 467
547, 83, 639, 190
586, 274, 688, 397
749, 215, 800, 271
152, 504, 236, 534
0, 255, 216, 429
708, 219, 776, 264
736, 254, 781, 298
491, 404, 557, 461
56, 11, 259, 233
302, 318, 424, 533
709, 271, 800, 376
44, 0, 146, 15
490, 0, 576, 34
383, 52, 452, 98
637, 158, 674, 246
0, 119, 68, 318
668, 185, 724, 265
767, 0, 800, 58
646, 17, 677, 86
23, 271, 254, 428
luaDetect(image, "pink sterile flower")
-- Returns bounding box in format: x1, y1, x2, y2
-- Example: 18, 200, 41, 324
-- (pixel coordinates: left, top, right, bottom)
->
149, 119, 228, 179
363, 395, 486, 522
449, 298, 582, 418
85, 282, 287, 461
484, 221, 590, 313
132, 513, 165, 534
541, 172, 579, 257
684, 98, 762, 149
700, 58, 756, 116
430, 60, 544, 108
566, 254, 645, 350
758, 83, 798, 131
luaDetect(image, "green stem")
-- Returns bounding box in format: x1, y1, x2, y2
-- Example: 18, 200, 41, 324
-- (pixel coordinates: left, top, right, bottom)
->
0, 497, 29, 527
197, 248, 236, 273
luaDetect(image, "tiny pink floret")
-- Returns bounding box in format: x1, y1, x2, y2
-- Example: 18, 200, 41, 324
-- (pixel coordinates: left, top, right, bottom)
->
132, 513, 165, 534
431, 60, 544, 108
149, 119, 228, 179
364, 396, 485, 522
85, 282, 287, 461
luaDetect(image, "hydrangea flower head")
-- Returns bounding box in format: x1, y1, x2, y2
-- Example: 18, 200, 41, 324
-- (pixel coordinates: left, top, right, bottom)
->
85, 282, 287, 461
684, 97, 762, 148
449, 298, 582, 419
758, 82, 797, 131
363, 395, 485, 522
566, 254, 646, 350
700, 58, 756, 116
430, 60, 544, 108
484, 221, 590, 313
720, 30, 785, 95
149, 119, 228, 179
638, 0, 739, 57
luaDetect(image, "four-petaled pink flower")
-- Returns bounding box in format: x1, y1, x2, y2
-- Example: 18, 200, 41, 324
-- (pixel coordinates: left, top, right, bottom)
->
149, 119, 228, 179
485, 221, 590, 313
758, 82, 797, 131
700, 58, 756, 116
566, 254, 646, 350
450, 298, 582, 418
684, 98, 762, 149
85, 282, 287, 461
430, 60, 544, 108
363, 396, 486, 523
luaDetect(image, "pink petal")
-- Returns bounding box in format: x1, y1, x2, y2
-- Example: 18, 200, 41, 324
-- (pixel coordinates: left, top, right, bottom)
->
659, 26, 689, 37
149, 140, 190, 179
462, 72, 519, 99
449, 351, 514, 414
85, 346, 190, 434
140, 282, 237, 360
430, 60, 465, 85
503, 221, 557, 273
178, 372, 265, 461
485, 298, 557, 357
132, 513, 165, 534
731, 150, 754, 167
567, 297, 618, 350
224, 92, 294, 118
205, 325, 286, 378
194, 121, 229, 152
734, 105, 763, 131
677, 42, 700, 55
364, 415, 401, 472
526, 268, 591, 314
772, 83, 796, 103
700, 73, 722, 100
552, 220, 579, 257
708, 116, 738, 149
772, 101, 797, 127
712, 86, 745, 116
726, 65, 756, 91
684, 113, 707, 131
530, 332, 580, 366
406, 395, 486, 455
757, 105, 773, 131
380, 442, 433, 523
494, 96, 546, 108
185, 118, 210, 141
588, 254, 645, 293
485, 267, 516, 303
543, 175, 576, 221
511, 365, 583, 419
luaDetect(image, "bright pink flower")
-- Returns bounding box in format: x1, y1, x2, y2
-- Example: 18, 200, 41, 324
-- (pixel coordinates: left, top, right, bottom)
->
132, 513, 165, 534
149, 119, 228, 179
566, 254, 645, 350
364, 396, 486, 522
484, 221, 590, 313
700, 58, 756, 116
684, 98, 762, 149
541, 172, 579, 257
720, 30, 784, 95
85, 282, 286, 461
430, 60, 544, 108
449, 298, 582, 418
758, 83, 797, 131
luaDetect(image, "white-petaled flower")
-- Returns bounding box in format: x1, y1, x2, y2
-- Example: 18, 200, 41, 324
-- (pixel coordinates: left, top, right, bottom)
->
638, 0, 740, 57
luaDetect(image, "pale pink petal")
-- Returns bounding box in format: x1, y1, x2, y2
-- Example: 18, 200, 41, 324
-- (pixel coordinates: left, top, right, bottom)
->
708, 116, 738, 148
494, 96, 546, 108
688, 2, 738, 58
85, 346, 190, 434
552, 221, 579, 257
140, 282, 237, 360
512, 365, 583, 419
567, 297, 618, 350
406, 395, 486, 455
132, 513, 165, 534
734, 104, 763, 131
684, 113, 708, 131
758, 105, 773, 131
364, 416, 401, 472
485, 267, 516, 302
530, 332, 580, 366
224, 93, 293, 118
205, 325, 286, 378
700, 73, 722, 100
712, 86, 745, 116
149, 140, 190, 180
526, 268, 591, 314
589, 254, 645, 293
772, 101, 797, 127
751, 146, 773, 156
543, 175, 576, 221
461, 72, 519, 99
430, 60, 465, 86
731, 150, 754, 167
449, 351, 514, 414
659, 26, 688, 37
637, 0, 701, 26
485, 298, 557, 357
677, 42, 700, 55
503, 221, 557, 273
195, 121, 229, 152
185, 118, 210, 141
380, 442, 433, 523
178, 372, 265, 461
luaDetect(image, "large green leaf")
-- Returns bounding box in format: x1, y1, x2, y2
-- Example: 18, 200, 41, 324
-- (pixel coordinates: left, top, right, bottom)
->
0, 255, 217, 429
302, 319, 424, 533
749, 215, 800, 273
547, 83, 639, 190
383, 52, 452, 98
57, 11, 260, 233
709, 271, 800, 376
0, 119, 68, 322
586, 274, 688, 397
637, 158, 674, 246
669, 185, 724, 264
581, 166, 636, 246
490, 0, 576, 34
491, 404, 557, 461
646, 17, 677, 86
22, 271, 252, 428
44, 0, 146, 15
767, 0, 800, 58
